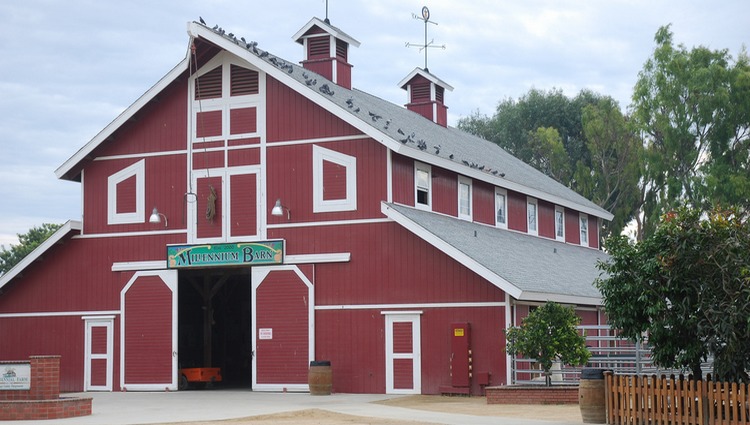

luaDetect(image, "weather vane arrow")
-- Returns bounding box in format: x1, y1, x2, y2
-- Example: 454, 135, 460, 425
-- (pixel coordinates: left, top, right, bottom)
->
405, 6, 446, 72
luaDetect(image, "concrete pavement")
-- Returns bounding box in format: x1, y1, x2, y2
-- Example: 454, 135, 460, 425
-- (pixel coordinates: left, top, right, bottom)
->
12, 390, 583, 425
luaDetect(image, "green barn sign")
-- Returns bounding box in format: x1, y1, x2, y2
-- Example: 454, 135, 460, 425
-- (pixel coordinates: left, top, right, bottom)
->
167, 240, 284, 269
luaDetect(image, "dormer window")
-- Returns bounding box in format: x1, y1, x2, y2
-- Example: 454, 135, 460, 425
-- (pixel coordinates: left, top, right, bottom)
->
415, 162, 431, 210
495, 188, 507, 229
555, 206, 565, 241
527, 197, 538, 236
458, 176, 472, 221
580, 213, 589, 247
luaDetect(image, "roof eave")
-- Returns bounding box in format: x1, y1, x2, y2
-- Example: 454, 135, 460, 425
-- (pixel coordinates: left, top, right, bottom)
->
292, 17, 361, 47
381, 202, 524, 299
398, 67, 454, 91
0, 220, 82, 291
516, 290, 602, 306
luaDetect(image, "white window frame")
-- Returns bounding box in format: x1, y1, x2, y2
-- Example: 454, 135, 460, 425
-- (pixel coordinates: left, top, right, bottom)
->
580, 213, 589, 247
312, 145, 357, 213
414, 162, 432, 211
555, 206, 565, 242
107, 159, 145, 225
457, 176, 472, 221
495, 188, 508, 229
526, 197, 538, 236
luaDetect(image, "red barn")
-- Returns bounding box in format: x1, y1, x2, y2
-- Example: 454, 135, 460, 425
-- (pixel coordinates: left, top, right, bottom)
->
0, 17, 612, 395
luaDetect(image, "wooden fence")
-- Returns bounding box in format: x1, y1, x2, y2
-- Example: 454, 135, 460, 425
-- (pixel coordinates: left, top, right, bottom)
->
605, 372, 750, 424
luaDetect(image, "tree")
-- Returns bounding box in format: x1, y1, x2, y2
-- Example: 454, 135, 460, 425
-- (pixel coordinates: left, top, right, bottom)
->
0, 223, 62, 276
458, 89, 641, 238
631, 25, 750, 239
596, 206, 750, 382
505, 302, 591, 386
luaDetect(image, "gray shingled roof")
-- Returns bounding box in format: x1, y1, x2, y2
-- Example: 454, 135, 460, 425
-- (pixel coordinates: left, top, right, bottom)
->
384, 203, 608, 303
207, 23, 613, 220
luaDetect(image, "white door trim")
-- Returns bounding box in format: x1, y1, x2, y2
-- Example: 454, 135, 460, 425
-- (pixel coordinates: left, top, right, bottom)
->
83, 316, 114, 391
251, 265, 314, 392
384, 312, 422, 394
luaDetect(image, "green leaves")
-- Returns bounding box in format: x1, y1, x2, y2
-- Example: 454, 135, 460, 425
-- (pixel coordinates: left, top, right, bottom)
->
0, 223, 62, 276
596, 205, 750, 382
505, 302, 591, 386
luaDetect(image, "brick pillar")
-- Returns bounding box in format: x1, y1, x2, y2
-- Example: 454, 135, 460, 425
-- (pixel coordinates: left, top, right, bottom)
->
29, 356, 60, 400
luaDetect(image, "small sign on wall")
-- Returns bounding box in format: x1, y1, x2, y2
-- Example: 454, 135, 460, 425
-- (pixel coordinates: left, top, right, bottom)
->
0, 364, 31, 390
259, 328, 273, 340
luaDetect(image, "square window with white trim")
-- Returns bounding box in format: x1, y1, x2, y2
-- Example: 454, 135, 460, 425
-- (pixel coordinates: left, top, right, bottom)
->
458, 176, 472, 221
414, 162, 431, 210
526, 197, 538, 235
555, 206, 565, 241
312, 145, 357, 213
495, 188, 507, 229
580, 213, 589, 247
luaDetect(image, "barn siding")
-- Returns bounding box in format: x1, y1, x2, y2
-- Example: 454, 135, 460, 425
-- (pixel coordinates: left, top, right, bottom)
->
538, 200, 555, 239
507, 190, 527, 232
565, 209, 581, 245
391, 153, 414, 206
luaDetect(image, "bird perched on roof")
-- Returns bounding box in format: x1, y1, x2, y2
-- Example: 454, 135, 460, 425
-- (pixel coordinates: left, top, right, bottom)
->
319, 84, 335, 96
199, 16, 206, 25
369, 112, 382, 122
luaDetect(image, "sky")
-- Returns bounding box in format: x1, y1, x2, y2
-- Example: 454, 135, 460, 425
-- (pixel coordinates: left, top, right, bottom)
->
0, 0, 747, 247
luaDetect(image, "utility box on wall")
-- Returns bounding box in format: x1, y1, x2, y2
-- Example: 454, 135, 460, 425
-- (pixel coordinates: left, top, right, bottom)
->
450, 322, 472, 388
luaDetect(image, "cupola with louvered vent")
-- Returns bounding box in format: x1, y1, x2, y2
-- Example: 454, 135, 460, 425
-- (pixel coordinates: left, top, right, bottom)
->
398, 68, 454, 127
293, 17, 360, 89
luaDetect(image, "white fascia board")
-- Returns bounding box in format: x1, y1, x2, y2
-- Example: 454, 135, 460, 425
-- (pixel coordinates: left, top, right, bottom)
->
187, 23, 402, 154
397, 67, 454, 91
380, 202, 523, 299
55, 59, 190, 180
291, 17, 361, 47
186, 23, 612, 222
0, 220, 82, 291
517, 290, 602, 307
284, 253, 350, 264
391, 144, 614, 221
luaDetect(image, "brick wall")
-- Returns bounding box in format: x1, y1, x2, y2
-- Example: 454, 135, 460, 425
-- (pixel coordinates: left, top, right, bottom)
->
0, 355, 92, 420
486, 385, 579, 404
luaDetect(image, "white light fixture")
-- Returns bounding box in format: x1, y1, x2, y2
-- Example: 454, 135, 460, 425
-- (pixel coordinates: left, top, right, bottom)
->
149, 207, 168, 227
271, 198, 290, 220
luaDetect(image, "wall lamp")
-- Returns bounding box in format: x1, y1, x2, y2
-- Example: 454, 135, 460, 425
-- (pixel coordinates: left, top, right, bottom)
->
149, 207, 168, 227
271, 199, 290, 220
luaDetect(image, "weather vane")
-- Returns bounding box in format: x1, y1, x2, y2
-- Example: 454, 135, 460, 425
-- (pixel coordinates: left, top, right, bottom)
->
405, 6, 446, 72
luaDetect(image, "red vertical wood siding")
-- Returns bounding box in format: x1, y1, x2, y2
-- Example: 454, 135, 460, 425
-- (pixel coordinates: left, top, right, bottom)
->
115, 176, 136, 214
322, 160, 347, 200
91, 327, 107, 354
196, 177, 223, 239
391, 153, 414, 206
537, 200, 555, 239
507, 191, 527, 232
473, 180, 495, 225
393, 359, 413, 389
230, 173, 257, 237
393, 322, 413, 353
196, 110, 222, 138
431, 168, 457, 216
192, 151, 224, 169
91, 360, 107, 386
123, 276, 172, 385
255, 271, 309, 385
228, 137, 260, 147
565, 209, 580, 245
229, 107, 257, 135
265, 76, 360, 142
335, 60, 353, 89
227, 148, 260, 167
589, 216, 599, 249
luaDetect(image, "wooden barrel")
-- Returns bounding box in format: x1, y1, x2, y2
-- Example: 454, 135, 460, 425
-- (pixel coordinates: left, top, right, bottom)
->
308, 361, 332, 395
579, 368, 606, 424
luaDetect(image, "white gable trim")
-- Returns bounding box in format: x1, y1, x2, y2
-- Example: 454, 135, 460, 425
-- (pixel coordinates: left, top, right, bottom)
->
107, 159, 145, 225
0, 220, 82, 291
56, 59, 189, 180
398, 67, 454, 91
381, 202, 522, 299
292, 17, 361, 47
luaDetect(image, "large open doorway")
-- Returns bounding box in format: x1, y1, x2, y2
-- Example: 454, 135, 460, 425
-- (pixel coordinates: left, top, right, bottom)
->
178, 268, 253, 389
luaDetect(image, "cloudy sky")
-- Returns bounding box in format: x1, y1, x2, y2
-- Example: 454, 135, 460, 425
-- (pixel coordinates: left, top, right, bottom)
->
0, 0, 746, 246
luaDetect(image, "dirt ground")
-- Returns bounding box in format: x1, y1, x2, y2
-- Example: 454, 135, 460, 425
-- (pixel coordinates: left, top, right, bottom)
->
153, 395, 582, 425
